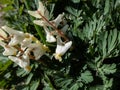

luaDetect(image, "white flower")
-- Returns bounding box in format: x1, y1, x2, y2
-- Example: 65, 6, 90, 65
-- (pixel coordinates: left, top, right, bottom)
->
0, 28, 7, 41
43, 26, 56, 42
0, 41, 17, 56
50, 13, 64, 27
21, 33, 34, 49
33, 13, 65, 27
28, 1, 49, 19
54, 36, 72, 61
1, 26, 25, 46
27, 42, 48, 60
8, 49, 31, 71
28, 1, 50, 27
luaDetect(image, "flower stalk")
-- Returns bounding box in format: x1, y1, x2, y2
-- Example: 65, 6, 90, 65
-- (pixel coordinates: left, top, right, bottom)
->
37, 10, 68, 41
23, 0, 46, 43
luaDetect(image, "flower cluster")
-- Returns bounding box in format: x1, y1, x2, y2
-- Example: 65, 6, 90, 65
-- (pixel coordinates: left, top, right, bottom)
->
0, 26, 48, 71
0, 1, 72, 71
28, 1, 72, 61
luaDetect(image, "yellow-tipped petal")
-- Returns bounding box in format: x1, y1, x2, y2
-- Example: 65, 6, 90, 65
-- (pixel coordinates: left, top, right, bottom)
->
54, 53, 62, 62
43, 45, 50, 52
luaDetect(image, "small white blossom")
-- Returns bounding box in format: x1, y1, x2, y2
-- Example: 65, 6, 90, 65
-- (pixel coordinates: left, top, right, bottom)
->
0, 41, 17, 56
21, 33, 34, 49
28, 1, 49, 19
54, 36, 72, 61
43, 26, 56, 43
28, 1, 50, 27
50, 13, 64, 27
8, 56, 31, 71
2, 26, 25, 46
8, 48, 31, 71
0, 25, 51, 70
27, 42, 48, 60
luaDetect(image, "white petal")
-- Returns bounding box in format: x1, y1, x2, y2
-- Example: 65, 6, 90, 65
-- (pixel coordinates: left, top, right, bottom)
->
38, 1, 45, 16
46, 34, 56, 43
44, 26, 56, 42
50, 13, 64, 27
0, 41, 17, 56
8, 55, 31, 71
9, 35, 25, 46
33, 20, 45, 26
54, 37, 72, 61
3, 46, 17, 56
61, 41, 72, 55
2, 26, 24, 35
55, 45, 63, 54
33, 20, 50, 26
1, 26, 25, 46
28, 1, 49, 19
38, 1, 49, 19
21, 33, 33, 49
27, 43, 46, 60
28, 11, 42, 18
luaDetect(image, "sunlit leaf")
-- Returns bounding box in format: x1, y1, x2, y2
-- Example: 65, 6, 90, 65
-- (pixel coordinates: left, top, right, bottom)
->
78, 70, 93, 84
101, 64, 116, 75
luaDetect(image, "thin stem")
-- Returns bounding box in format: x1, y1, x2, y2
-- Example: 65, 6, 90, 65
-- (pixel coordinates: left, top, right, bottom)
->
37, 10, 68, 41
23, 0, 46, 44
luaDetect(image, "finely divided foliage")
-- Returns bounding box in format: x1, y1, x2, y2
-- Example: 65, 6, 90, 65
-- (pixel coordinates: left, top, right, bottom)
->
0, 0, 120, 90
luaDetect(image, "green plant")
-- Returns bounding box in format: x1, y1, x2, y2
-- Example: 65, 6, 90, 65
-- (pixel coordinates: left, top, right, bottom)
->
0, 0, 120, 90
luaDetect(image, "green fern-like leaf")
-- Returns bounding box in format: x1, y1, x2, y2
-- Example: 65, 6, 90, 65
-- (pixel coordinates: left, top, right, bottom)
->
104, 0, 110, 15
101, 64, 116, 75
69, 83, 80, 90
83, 15, 105, 41
98, 29, 120, 59
55, 78, 73, 88
78, 70, 93, 84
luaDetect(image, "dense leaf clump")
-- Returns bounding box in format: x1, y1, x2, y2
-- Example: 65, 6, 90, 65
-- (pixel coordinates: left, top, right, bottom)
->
0, 0, 120, 90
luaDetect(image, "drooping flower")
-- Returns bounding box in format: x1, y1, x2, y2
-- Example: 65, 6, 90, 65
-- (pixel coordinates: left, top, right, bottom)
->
27, 42, 48, 60
54, 36, 72, 61
8, 49, 31, 71
33, 12, 65, 28
0, 41, 17, 56
28, 1, 49, 19
0, 25, 50, 70
28, 1, 68, 42
21, 33, 34, 50
50, 13, 65, 27
28, 1, 49, 27
1, 26, 25, 46
28, 1, 65, 28
43, 26, 56, 43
